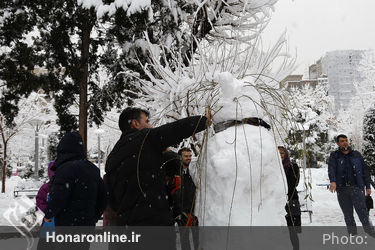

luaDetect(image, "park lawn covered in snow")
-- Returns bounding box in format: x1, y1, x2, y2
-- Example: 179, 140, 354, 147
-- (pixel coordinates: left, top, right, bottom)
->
0, 166, 373, 226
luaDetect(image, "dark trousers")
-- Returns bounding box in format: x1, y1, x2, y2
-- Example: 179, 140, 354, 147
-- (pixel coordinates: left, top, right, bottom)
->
285, 200, 301, 250
287, 226, 300, 250
337, 186, 373, 235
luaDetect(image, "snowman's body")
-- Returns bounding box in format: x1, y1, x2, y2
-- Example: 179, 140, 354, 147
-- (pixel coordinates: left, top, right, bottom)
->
197, 72, 287, 226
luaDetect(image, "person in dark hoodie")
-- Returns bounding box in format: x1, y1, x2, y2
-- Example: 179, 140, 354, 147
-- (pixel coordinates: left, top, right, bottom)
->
44, 132, 106, 249
105, 107, 210, 249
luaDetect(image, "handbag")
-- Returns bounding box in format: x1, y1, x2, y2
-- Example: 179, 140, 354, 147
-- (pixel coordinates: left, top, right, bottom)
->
366, 195, 374, 211
285, 200, 301, 216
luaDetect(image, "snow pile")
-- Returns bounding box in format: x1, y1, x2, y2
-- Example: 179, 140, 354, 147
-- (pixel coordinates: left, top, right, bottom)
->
197, 77, 287, 226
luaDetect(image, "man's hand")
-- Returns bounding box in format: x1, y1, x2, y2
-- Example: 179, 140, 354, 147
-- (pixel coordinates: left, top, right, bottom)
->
366, 189, 372, 196
329, 182, 336, 193
205, 107, 212, 126
44, 218, 52, 223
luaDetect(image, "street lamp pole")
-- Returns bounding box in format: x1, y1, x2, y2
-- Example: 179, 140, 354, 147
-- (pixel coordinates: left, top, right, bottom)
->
97, 133, 101, 169
34, 128, 39, 179
29, 119, 43, 180
94, 128, 105, 171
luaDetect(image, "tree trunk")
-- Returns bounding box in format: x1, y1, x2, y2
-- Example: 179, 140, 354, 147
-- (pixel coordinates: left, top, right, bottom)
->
0, 117, 6, 193
79, 24, 92, 156
1, 143, 6, 193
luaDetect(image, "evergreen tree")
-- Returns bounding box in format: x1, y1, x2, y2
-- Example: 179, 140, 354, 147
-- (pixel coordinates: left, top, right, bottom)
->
285, 83, 336, 168
0, 0, 223, 151
363, 107, 375, 176
0, 0, 275, 152
47, 132, 58, 161
20, 163, 34, 179
6, 163, 12, 178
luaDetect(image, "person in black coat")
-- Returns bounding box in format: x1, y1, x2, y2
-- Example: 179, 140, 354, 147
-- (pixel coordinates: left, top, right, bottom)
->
177, 147, 199, 250
278, 146, 301, 250
105, 107, 209, 226
105, 108, 210, 250
163, 149, 182, 219
44, 132, 106, 226
163, 149, 197, 223
42, 132, 106, 250
164, 149, 198, 250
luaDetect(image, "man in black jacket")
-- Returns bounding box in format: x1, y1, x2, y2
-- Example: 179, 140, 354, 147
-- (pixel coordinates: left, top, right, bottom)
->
105, 108, 209, 249
105, 108, 209, 226
43, 132, 106, 249
177, 147, 199, 250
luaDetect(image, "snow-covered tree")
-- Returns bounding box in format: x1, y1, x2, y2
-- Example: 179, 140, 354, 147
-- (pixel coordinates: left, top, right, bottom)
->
285, 83, 336, 168
46, 132, 58, 162
336, 50, 375, 149
0, 0, 277, 152
363, 106, 375, 176
114, 0, 301, 225
0, 90, 57, 192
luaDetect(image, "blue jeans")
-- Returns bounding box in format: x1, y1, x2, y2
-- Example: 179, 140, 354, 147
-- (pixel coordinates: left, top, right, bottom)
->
336, 186, 372, 234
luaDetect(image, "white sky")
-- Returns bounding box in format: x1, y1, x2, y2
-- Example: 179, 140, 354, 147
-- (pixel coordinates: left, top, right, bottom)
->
262, 0, 375, 75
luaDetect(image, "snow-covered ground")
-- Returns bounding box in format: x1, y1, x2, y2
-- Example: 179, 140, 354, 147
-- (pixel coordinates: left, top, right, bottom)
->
0, 166, 373, 226
0, 176, 43, 226
299, 167, 374, 226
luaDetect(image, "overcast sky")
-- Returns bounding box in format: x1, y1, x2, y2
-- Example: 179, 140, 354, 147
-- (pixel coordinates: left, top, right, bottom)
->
262, 0, 375, 75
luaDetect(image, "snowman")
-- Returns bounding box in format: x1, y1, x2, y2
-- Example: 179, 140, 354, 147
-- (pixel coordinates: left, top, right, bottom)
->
196, 72, 288, 226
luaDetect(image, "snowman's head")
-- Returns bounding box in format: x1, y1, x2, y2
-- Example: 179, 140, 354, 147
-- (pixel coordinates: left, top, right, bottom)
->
213, 72, 267, 124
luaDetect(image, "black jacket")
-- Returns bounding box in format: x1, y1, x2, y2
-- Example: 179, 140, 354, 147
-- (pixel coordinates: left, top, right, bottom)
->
105, 115, 207, 226
180, 168, 196, 214
167, 167, 197, 219
45, 132, 107, 226
285, 163, 300, 201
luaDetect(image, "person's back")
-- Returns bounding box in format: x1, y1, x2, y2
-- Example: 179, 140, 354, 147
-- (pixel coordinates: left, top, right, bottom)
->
45, 132, 106, 226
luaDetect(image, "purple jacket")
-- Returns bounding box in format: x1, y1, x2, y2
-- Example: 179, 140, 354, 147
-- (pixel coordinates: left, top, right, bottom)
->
36, 161, 55, 212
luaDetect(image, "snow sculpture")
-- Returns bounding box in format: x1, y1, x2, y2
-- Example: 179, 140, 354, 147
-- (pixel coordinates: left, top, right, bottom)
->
197, 72, 287, 226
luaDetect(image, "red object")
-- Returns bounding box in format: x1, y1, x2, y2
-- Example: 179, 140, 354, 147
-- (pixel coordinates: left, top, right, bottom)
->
185, 213, 194, 227
170, 176, 181, 195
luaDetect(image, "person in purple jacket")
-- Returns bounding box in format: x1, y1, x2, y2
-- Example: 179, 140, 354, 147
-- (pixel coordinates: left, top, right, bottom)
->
36, 161, 55, 250
36, 161, 55, 213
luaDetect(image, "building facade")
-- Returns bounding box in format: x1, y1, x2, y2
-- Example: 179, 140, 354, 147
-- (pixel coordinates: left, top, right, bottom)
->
323, 50, 368, 112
